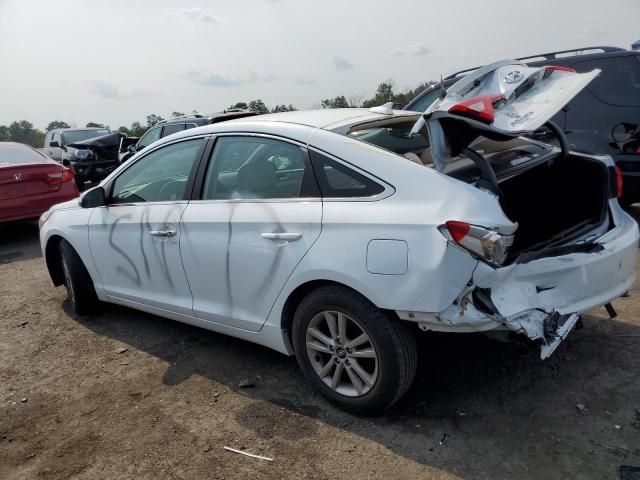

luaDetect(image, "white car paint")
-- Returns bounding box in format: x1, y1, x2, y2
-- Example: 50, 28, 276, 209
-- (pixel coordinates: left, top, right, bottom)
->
40, 106, 638, 360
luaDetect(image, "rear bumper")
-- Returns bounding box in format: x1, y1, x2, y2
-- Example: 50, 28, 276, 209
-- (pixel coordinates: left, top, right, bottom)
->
0, 185, 79, 223
399, 201, 639, 357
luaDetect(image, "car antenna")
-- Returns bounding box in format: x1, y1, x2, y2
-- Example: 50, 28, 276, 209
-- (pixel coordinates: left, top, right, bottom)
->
438, 75, 447, 99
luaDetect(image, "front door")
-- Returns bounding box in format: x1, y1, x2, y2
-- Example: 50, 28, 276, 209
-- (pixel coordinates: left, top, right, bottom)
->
180, 135, 322, 331
88, 137, 205, 315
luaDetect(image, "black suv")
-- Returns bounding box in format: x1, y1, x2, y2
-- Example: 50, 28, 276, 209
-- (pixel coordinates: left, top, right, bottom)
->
406, 46, 640, 204
121, 110, 256, 162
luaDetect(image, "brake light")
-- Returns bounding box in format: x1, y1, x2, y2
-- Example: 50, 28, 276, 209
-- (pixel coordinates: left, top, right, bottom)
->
46, 168, 73, 185
545, 65, 576, 73
615, 165, 624, 199
441, 221, 514, 266
448, 94, 504, 125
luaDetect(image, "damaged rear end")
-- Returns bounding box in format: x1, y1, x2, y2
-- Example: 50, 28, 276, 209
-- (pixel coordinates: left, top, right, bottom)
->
413, 60, 639, 358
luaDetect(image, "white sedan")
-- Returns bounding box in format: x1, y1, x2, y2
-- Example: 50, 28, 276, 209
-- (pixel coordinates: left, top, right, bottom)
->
40, 61, 638, 413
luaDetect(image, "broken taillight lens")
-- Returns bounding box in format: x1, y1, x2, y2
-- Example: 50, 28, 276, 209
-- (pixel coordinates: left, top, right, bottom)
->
544, 65, 576, 73
441, 221, 514, 266
448, 94, 504, 125
615, 165, 623, 199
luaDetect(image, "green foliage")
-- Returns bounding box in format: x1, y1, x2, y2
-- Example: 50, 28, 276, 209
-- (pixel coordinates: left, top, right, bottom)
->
46, 120, 70, 131
362, 80, 437, 108
271, 104, 297, 113
0, 125, 9, 141
229, 102, 248, 110
321, 96, 349, 109
247, 99, 269, 114
86, 122, 107, 128
146, 114, 165, 127
171, 112, 185, 118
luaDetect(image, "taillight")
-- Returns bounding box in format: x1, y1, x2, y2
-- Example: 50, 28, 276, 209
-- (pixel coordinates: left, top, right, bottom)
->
615, 165, 623, 199
544, 65, 576, 73
47, 168, 74, 185
440, 221, 514, 266
448, 94, 504, 125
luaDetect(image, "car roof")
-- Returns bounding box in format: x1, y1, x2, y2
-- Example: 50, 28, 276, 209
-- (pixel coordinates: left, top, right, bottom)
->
229, 108, 420, 130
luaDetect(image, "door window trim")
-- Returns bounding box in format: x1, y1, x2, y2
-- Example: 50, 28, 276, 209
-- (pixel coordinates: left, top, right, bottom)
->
103, 135, 210, 207
190, 133, 321, 203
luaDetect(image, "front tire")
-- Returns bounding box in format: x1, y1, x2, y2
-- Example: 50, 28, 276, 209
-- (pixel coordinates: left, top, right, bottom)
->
59, 240, 98, 315
292, 285, 417, 415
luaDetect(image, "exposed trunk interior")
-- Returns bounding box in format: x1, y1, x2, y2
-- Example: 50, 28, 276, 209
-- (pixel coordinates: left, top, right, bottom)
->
499, 154, 609, 256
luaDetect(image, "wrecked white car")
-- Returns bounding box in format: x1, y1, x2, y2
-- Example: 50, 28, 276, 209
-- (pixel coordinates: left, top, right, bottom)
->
40, 60, 638, 414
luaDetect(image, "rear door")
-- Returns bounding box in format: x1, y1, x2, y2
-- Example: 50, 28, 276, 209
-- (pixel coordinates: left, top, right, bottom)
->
180, 135, 322, 331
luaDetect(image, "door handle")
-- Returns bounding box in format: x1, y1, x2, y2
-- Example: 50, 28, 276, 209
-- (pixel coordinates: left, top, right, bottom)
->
150, 229, 176, 237
261, 232, 302, 242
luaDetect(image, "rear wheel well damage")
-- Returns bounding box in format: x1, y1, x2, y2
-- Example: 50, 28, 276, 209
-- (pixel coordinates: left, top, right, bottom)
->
45, 235, 65, 286
280, 280, 402, 351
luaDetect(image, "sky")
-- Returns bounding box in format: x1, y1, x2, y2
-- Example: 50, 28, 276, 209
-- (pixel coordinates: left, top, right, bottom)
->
0, 0, 638, 130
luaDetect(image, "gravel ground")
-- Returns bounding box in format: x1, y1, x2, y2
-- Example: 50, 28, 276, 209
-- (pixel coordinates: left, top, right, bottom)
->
1, 217, 639, 480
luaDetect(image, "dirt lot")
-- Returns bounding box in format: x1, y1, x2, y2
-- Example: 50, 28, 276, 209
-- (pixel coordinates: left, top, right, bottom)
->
1, 217, 639, 480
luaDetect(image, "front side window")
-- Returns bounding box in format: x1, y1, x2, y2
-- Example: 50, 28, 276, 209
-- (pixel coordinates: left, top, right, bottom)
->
52, 132, 61, 144
309, 150, 385, 198
137, 126, 162, 150
111, 139, 203, 203
407, 88, 442, 112
202, 136, 315, 200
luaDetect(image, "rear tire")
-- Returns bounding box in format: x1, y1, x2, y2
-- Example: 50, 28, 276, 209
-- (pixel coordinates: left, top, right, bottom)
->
59, 240, 98, 315
292, 285, 417, 415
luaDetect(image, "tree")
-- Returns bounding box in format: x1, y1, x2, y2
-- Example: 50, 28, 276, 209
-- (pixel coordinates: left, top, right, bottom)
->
271, 104, 297, 113
321, 96, 349, 109
248, 99, 269, 114
7, 120, 41, 147
146, 114, 164, 127
362, 81, 395, 108
46, 120, 70, 131
0, 125, 9, 141
229, 102, 248, 110
171, 111, 185, 118
117, 125, 131, 136
129, 121, 147, 137
348, 95, 364, 107
86, 122, 106, 128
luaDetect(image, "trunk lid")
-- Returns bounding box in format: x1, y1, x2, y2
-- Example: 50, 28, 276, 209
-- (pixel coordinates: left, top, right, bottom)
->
419, 60, 600, 171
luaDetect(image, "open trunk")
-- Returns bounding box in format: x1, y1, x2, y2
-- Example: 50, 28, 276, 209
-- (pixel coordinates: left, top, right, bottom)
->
499, 154, 610, 258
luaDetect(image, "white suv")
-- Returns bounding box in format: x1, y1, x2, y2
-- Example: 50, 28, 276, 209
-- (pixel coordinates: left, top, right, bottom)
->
39, 62, 638, 413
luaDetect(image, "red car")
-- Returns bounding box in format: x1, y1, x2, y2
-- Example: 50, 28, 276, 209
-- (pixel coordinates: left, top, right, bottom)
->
0, 142, 79, 223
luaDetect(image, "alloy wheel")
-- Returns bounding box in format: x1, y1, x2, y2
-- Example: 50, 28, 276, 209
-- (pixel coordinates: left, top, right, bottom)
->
305, 310, 379, 397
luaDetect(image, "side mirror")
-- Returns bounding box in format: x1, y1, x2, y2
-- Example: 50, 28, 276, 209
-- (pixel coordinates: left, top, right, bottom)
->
81, 186, 106, 208
49, 141, 60, 148
127, 144, 137, 154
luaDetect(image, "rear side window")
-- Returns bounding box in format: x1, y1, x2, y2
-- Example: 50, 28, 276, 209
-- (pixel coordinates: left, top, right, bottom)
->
162, 123, 185, 137
309, 150, 384, 198
574, 56, 640, 107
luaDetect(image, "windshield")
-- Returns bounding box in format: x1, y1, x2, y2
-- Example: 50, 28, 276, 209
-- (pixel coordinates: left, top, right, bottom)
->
62, 129, 110, 145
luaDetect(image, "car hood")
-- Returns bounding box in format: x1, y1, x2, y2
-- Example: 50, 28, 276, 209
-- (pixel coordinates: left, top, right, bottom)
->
66, 132, 122, 149
415, 59, 600, 171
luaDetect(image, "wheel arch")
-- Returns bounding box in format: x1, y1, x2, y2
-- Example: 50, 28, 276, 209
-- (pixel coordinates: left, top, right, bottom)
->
280, 279, 396, 350
44, 235, 66, 286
